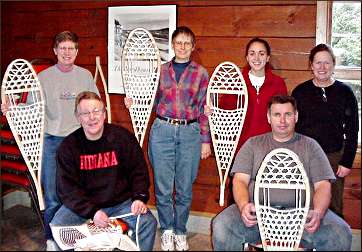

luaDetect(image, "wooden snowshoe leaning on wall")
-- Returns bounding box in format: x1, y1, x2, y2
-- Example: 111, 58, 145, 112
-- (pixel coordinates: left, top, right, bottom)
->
207, 61, 248, 206
121, 28, 161, 147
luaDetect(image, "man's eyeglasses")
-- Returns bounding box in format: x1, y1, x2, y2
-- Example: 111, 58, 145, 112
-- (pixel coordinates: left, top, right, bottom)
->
58, 47, 76, 52
78, 108, 104, 118
173, 41, 193, 49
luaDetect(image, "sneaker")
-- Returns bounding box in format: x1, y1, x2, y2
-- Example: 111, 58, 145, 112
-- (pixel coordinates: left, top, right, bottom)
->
161, 230, 174, 251
46, 239, 58, 251
174, 234, 189, 251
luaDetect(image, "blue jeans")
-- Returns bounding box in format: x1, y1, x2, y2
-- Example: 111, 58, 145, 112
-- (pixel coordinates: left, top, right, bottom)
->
148, 118, 201, 235
42, 134, 63, 240
211, 204, 352, 251
51, 199, 157, 251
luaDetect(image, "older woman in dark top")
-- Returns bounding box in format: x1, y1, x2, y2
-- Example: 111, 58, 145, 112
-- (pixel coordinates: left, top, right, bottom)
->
292, 43, 359, 218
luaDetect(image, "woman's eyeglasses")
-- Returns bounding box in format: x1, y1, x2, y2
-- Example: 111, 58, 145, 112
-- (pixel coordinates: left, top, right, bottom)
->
58, 47, 76, 52
173, 41, 193, 49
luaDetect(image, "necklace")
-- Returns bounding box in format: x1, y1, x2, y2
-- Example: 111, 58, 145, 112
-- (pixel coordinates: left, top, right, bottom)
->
312, 79, 332, 103
249, 70, 265, 95
321, 87, 327, 102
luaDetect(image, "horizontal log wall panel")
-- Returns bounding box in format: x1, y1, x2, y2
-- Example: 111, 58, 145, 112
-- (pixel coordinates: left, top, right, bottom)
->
344, 169, 361, 199
352, 150, 361, 169
196, 158, 220, 186
3, 37, 105, 68
344, 199, 361, 229
177, 1, 315, 6
343, 164, 361, 229
191, 183, 229, 213
4, 9, 108, 38
1, 1, 315, 12
194, 38, 314, 71
109, 103, 132, 124
273, 70, 313, 91
178, 5, 316, 37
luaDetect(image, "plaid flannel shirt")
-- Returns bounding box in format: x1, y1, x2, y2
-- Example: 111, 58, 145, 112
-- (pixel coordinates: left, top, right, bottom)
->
154, 60, 211, 143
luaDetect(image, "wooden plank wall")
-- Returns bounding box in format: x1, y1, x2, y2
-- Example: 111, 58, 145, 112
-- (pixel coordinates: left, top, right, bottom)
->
1, 0, 360, 229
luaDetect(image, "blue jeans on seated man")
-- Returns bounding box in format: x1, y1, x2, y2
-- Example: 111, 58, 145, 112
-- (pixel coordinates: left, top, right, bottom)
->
51, 199, 157, 251
42, 134, 64, 240
211, 204, 352, 251
148, 118, 201, 235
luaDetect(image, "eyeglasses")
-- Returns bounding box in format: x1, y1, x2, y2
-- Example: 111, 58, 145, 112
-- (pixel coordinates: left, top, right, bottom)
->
78, 108, 104, 118
58, 47, 76, 52
173, 41, 193, 49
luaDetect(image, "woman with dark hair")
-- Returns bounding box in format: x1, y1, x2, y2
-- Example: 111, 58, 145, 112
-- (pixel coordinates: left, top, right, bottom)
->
205, 37, 287, 205
292, 43, 359, 219
207, 37, 287, 154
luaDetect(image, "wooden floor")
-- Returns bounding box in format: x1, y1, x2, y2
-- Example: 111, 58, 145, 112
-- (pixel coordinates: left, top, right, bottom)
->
0, 205, 212, 251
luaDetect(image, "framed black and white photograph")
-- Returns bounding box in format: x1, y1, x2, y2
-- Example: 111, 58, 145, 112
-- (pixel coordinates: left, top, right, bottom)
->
108, 5, 177, 93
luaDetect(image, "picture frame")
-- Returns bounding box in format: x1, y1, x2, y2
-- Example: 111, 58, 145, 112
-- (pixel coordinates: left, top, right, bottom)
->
108, 5, 177, 94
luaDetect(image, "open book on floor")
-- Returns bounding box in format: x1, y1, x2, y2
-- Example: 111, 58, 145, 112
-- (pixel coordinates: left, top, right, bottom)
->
50, 218, 139, 251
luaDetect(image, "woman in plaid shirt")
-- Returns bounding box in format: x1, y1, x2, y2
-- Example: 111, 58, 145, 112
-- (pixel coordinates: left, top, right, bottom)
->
125, 26, 211, 251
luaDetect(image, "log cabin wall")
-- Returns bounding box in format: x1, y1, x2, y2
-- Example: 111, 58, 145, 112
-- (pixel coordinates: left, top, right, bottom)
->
1, 0, 360, 229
